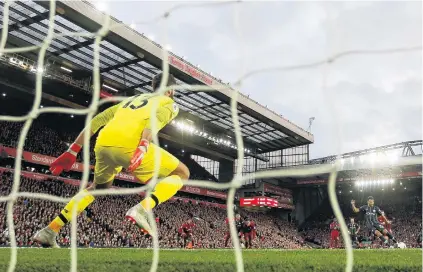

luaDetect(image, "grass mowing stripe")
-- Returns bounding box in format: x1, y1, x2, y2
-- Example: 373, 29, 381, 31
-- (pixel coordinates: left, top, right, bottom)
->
0, 248, 420, 272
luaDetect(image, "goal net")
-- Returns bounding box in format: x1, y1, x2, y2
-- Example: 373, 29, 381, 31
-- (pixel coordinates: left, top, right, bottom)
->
0, 1, 421, 272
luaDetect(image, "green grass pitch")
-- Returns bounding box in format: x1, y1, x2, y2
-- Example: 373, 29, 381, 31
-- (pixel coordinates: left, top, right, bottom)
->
0, 248, 421, 272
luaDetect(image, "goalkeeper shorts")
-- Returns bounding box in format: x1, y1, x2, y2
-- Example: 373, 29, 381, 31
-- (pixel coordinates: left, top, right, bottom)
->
94, 143, 180, 184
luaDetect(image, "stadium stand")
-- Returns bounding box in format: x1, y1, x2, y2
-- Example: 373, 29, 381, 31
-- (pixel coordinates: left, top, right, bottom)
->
0, 171, 304, 249
0, 168, 420, 249
0, 120, 421, 249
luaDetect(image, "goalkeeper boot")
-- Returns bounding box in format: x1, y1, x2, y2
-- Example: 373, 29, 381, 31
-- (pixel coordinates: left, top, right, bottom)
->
125, 204, 155, 237
33, 227, 60, 248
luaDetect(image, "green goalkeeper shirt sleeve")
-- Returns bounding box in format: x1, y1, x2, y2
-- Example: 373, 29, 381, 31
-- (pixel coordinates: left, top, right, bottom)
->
90, 103, 121, 134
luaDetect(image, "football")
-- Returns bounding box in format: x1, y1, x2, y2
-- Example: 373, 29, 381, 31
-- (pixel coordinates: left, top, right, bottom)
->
397, 242, 407, 249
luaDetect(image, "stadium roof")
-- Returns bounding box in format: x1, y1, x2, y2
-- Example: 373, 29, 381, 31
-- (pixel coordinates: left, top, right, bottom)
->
0, 0, 313, 156
265, 140, 423, 188
308, 140, 423, 165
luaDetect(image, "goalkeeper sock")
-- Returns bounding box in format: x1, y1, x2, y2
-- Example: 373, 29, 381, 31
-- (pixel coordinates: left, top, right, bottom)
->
141, 175, 183, 210
48, 189, 95, 233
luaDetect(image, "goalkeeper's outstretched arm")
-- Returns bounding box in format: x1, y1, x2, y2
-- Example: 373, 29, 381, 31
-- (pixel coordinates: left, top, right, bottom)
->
49, 103, 120, 175
73, 103, 121, 147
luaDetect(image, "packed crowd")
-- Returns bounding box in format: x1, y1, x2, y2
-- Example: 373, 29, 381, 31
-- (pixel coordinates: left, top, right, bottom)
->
0, 121, 421, 249
0, 172, 304, 248
0, 121, 96, 164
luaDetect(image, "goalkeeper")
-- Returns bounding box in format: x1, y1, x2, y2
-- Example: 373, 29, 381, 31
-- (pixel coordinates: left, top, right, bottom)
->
34, 73, 189, 248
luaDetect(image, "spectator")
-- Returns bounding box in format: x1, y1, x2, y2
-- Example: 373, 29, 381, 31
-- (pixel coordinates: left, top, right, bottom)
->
0, 171, 303, 248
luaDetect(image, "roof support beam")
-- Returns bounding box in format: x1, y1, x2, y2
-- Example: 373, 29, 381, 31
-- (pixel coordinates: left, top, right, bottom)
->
245, 129, 277, 137
208, 116, 231, 122
402, 144, 415, 157
241, 121, 261, 128
3, 10, 49, 32
50, 40, 93, 56
100, 58, 141, 73
258, 137, 298, 151
196, 102, 224, 110
6, 3, 98, 64
127, 80, 151, 90
3, 6, 94, 62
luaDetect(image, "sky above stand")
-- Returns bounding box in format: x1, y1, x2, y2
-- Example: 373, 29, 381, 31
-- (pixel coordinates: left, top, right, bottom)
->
96, 1, 422, 158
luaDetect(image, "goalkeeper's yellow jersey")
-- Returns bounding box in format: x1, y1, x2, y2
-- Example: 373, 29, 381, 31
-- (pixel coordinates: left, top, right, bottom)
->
90, 94, 179, 148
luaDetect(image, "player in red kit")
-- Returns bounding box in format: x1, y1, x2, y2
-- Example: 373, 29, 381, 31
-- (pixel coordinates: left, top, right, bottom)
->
378, 211, 392, 233
240, 217, 256, 249
329, 218, 340, 249
224, 213, 243, 247
377, 211, 392, 247
178, 218, 196, 248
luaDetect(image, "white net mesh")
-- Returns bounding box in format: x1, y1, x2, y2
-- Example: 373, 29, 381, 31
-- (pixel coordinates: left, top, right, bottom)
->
0, 1, 421, 272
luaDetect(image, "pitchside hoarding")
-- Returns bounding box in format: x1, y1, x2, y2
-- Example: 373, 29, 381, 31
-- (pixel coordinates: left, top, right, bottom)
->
0, 146, 227, 200
240, 197, 279, 208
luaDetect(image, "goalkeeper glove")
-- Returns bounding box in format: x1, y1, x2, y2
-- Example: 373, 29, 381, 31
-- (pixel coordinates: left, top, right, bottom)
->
128, 139, 149, 172
50, 143, 81, 175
